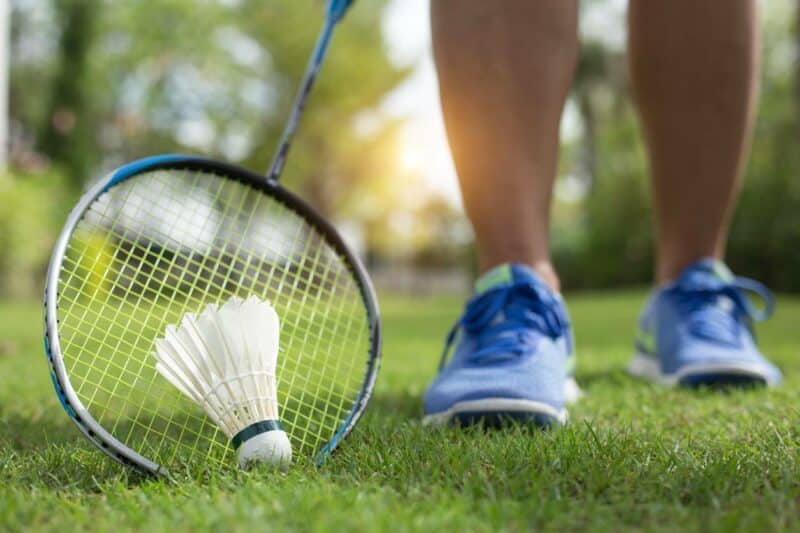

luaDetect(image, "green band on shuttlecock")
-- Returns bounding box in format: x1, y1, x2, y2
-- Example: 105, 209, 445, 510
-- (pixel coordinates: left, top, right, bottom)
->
232, 420, 284, 450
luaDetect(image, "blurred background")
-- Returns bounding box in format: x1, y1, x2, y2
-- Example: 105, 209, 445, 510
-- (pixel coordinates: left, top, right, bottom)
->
2, 0, 799, 299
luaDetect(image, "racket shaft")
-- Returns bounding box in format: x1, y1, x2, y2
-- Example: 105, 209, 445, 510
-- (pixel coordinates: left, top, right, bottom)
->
267, 19, 335, 181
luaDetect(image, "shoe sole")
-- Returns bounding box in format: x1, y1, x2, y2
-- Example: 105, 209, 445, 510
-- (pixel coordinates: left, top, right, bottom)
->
628, 352, 779, 387
421, 377, 581, 428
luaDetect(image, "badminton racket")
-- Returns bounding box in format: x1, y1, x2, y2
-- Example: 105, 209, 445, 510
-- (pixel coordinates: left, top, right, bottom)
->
43, 0, 380, 475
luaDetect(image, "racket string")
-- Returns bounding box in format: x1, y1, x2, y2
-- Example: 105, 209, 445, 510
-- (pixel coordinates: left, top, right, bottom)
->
57, 168, 371, 468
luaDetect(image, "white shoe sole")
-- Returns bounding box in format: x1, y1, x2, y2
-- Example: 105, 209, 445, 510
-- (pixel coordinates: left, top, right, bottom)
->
627, 352, 779, 387
422, 377, 582, 428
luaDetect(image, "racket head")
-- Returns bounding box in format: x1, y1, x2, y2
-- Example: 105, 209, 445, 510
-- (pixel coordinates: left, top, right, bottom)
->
44, 155, 381, 475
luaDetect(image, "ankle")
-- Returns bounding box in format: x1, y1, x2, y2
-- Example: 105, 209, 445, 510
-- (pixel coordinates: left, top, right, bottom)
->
530, 261, 561, 293
656, 252, 725, 284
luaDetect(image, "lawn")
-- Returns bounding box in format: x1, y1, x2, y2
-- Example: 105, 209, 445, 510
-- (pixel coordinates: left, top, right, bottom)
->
1, 290, 799, 531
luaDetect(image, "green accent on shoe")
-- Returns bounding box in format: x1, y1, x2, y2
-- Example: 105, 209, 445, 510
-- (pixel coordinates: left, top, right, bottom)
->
636, 328, 656, 355
709, 260, 735, 283
474, 264, 513, 294
565, 354, 577, 375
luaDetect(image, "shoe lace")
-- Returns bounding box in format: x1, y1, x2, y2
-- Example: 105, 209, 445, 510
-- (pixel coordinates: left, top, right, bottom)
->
439, 279, 570, 370
672, 274, 775, 345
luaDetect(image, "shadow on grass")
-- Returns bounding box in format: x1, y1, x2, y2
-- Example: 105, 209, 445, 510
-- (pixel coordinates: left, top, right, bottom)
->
1, 409, 150, 490
575, 367, 771, 394
362, 391, 421, 420
2, 409, 79, 450
0, 390, 414, 491
575, 367, 638, 389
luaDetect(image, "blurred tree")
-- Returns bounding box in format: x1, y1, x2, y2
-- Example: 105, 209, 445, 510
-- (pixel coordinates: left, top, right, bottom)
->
8, 0, 800, 295
795, 0, 800, 121
38, 0, 98, 192
341, 121, 467, 266
3, 0, 415, 298
726, 0, 800, 291
573, 41, 608, 187
554, 0, 800, 291
234, 0, 408, 218
11, 0, 406, 200
554, 9, 654, 289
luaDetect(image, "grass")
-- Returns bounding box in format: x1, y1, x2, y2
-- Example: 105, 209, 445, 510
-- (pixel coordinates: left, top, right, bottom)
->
1, 290, 799, 531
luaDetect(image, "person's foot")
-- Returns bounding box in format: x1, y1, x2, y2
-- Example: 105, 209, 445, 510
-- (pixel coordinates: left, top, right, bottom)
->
423, 264, 581, 428
629, 258, 782, 387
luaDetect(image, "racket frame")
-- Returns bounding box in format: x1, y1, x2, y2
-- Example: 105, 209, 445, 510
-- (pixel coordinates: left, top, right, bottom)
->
44, 155, 382, 475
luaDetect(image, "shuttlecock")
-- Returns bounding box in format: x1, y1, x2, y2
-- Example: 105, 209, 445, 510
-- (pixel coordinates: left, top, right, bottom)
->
152, 296, 292, 468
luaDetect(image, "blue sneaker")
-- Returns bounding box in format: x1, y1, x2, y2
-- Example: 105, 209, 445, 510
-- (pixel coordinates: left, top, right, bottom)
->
629, 258, 782, 387
423, 264, 581, 428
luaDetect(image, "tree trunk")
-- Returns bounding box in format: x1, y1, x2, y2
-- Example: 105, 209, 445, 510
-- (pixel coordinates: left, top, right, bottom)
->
795, 0, 800, 133
577, 89, 597, 189
39, 0, 98, 192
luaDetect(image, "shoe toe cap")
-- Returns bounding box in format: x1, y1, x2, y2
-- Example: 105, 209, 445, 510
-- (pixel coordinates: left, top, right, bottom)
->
670, 344, 782, 385
423, 359, 566, 415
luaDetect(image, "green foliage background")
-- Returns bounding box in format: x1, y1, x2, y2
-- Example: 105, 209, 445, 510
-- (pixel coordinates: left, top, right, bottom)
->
552, 0, 800, 291
4, 0, 800, 295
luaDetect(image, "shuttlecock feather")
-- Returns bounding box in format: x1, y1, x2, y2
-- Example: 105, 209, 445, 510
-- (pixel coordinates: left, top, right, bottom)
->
152, 295, 292, 468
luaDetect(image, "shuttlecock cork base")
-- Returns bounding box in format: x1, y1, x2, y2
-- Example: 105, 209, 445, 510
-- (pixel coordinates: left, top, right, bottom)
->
152, 296, 293, 469
234, 420, 292, 468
